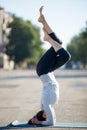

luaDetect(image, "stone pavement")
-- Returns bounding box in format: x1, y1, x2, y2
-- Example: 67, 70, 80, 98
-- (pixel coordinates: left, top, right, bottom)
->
0, 69, 87, 130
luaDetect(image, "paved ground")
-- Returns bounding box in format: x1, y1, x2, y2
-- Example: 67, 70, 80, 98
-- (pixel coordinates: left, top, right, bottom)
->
0, 69, 87, 130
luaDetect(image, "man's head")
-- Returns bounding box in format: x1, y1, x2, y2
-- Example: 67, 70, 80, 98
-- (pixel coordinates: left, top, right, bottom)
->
28, 110, 47, 124
36, 110, 47, 121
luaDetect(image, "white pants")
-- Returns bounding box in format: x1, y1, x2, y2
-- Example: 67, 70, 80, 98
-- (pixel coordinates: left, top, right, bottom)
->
40, 73, 59, 125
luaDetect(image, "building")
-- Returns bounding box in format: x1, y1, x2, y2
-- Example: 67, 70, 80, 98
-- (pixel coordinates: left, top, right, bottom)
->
0, 7, 14, 69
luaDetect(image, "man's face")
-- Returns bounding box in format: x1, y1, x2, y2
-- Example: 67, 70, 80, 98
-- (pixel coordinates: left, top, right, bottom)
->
42, 111, 48, 119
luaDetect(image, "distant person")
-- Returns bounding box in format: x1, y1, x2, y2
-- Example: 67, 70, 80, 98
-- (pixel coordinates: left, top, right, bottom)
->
28, 6, 71, 126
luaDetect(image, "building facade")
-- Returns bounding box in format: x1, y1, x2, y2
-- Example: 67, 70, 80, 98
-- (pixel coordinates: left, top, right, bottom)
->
0, 7, 14, 69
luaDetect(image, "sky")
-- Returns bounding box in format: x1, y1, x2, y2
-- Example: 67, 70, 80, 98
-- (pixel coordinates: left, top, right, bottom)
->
0, 0, 87, 49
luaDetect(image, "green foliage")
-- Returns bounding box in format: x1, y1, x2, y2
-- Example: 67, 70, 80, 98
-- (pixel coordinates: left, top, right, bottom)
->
67, 22, 87, 68
5, 16, 44, 65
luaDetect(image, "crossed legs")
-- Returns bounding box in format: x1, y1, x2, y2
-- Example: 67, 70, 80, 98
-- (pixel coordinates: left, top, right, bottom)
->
38, 6, 53, 34
38, 6, 62, 45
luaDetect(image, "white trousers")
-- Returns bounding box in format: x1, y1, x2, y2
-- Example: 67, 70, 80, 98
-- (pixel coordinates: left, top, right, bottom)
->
40, 72, 59, 125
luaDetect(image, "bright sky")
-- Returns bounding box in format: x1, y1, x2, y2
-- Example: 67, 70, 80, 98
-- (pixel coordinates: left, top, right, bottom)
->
0, 0, 87, 49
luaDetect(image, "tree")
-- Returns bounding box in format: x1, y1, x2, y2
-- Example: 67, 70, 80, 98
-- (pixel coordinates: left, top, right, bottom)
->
5, 16, 44, 66
77, 25, 87, 67
67, 23, 87, 68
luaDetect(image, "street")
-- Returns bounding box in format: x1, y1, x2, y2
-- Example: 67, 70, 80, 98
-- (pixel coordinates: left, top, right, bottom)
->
0, 69, 87, 130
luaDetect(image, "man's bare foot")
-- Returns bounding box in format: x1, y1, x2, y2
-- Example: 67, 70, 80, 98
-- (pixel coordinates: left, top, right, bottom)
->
43, 28, 50, 42
38, 6, 45, 23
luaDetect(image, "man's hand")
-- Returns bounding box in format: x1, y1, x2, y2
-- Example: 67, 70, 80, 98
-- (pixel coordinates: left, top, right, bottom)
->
31, 117, 42, 124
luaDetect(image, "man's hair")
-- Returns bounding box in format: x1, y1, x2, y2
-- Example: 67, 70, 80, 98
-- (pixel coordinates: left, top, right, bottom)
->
28, 110, 47, 124
36, 110, 46, 121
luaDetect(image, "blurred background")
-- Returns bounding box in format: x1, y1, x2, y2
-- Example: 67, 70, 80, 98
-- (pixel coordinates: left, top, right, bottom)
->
0, 1, 87, 128
0, 0, 87, 70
